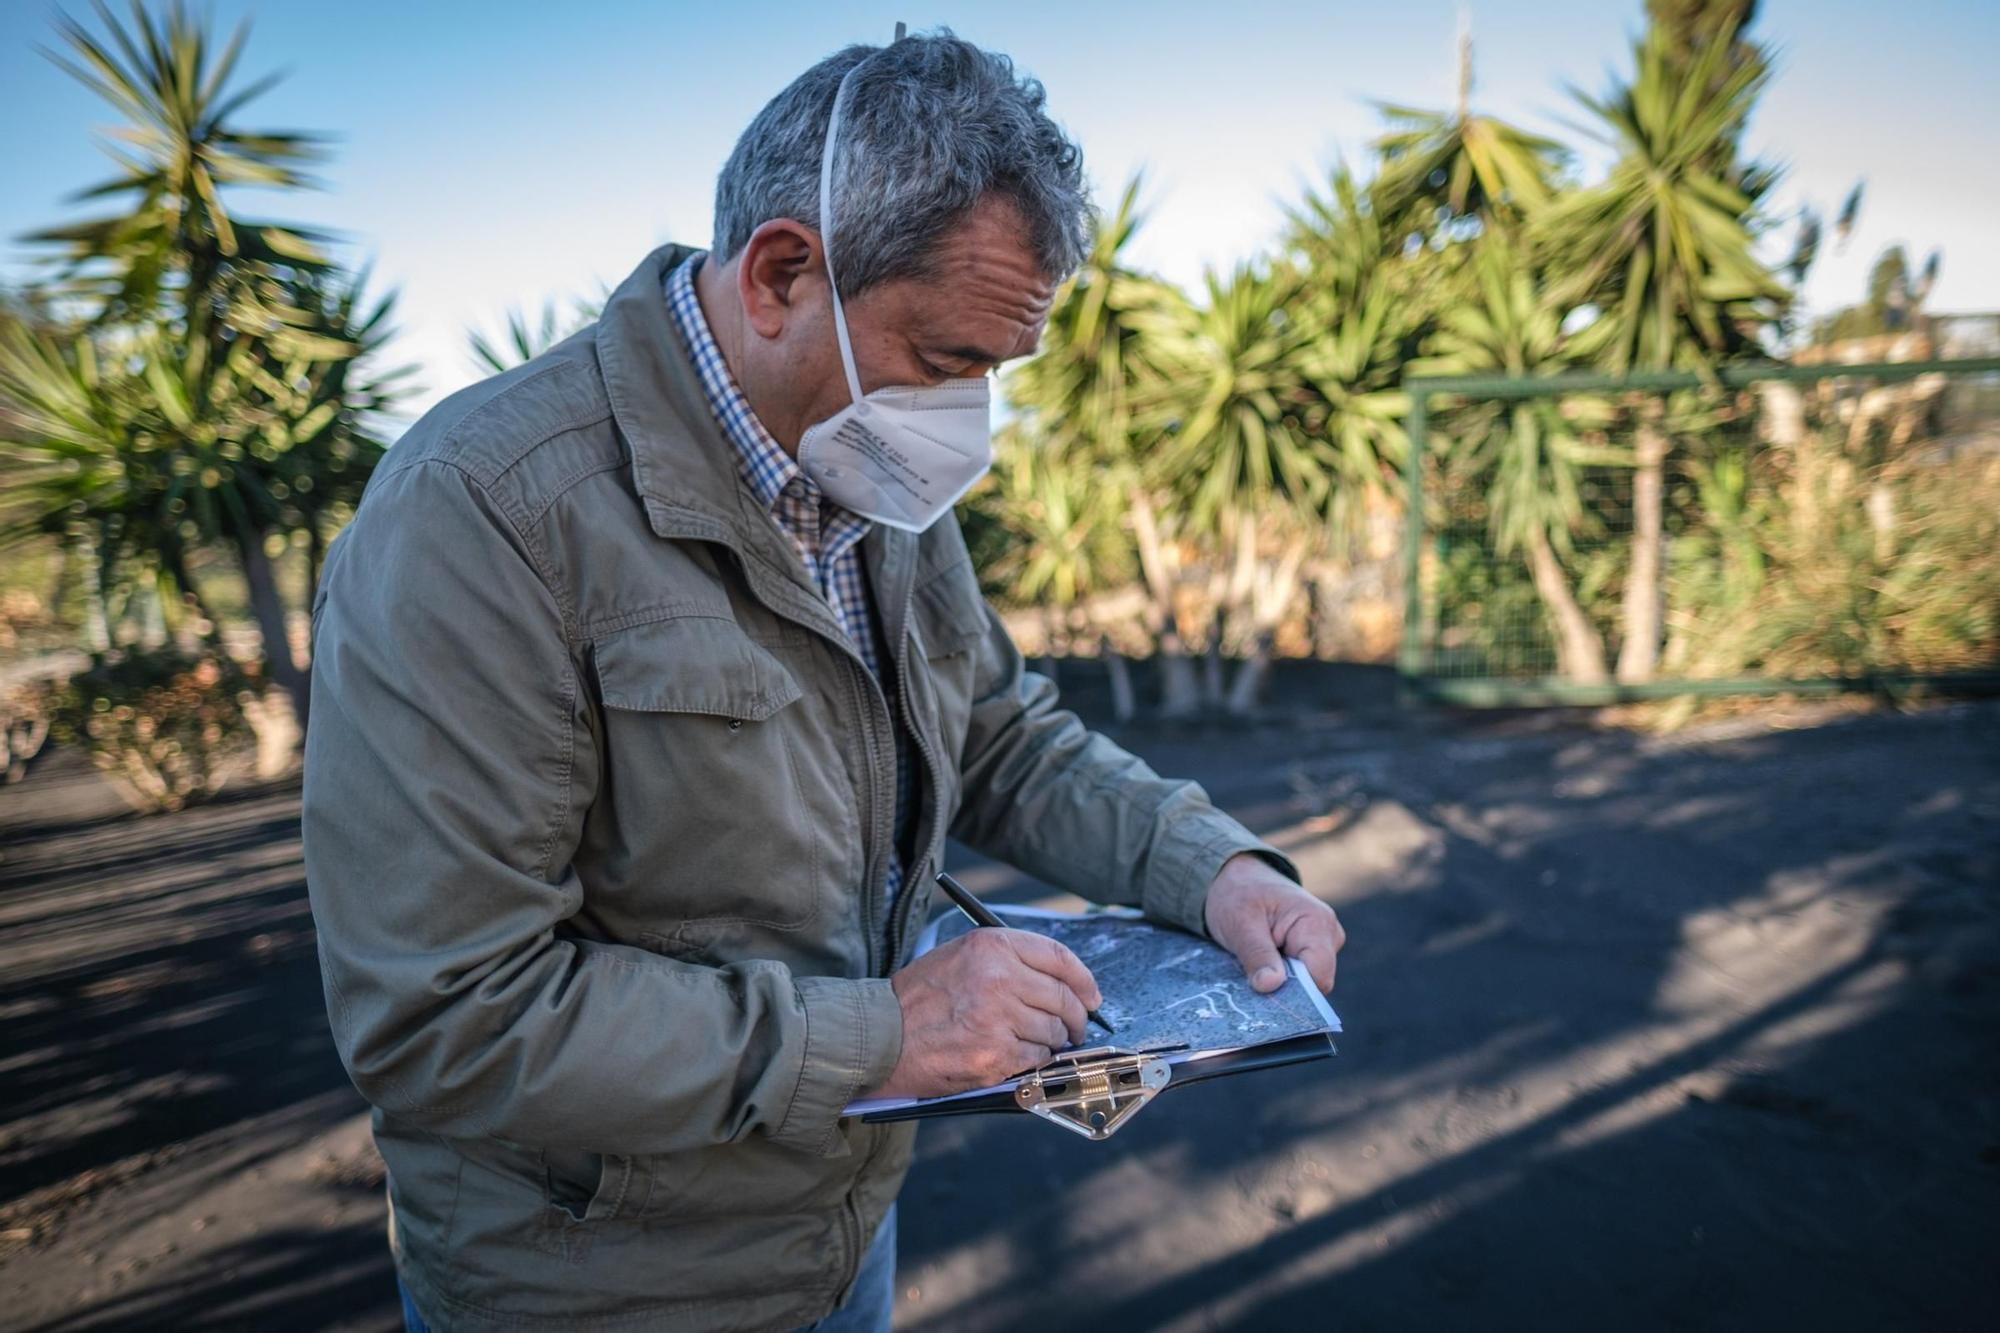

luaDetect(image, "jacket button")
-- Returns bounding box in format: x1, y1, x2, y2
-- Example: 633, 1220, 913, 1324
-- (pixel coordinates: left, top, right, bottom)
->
727, 718, 744, 732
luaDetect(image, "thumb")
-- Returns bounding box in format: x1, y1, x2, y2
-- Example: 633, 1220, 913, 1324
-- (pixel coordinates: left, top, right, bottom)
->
1228, 923, 1288, 994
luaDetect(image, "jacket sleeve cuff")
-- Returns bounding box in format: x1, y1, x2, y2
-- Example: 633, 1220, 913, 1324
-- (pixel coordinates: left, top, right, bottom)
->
1140, 816, 1303, 940
773, 975, 904, 1155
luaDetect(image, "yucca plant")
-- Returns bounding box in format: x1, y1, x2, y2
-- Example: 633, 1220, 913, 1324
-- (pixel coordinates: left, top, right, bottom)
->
1411, 236, 1626, 682
1372, 18, 1568, 237
5, 1, 408, 744
1369, 29, 1568, 249
1541, 18, 1788, 682
0, 282, 401, 721
975, 429, 1136, 707
1150, 258, 1399, 711
24, 0, 340, 350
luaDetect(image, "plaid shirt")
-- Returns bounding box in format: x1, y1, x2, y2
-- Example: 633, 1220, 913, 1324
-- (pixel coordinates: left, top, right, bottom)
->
664, 252, 915, 942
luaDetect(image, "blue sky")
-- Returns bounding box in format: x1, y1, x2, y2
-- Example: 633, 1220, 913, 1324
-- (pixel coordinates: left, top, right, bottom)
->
3, 0, 1995, 417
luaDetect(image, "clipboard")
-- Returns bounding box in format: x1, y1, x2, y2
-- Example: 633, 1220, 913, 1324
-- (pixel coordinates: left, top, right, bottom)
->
843, 904, 1341, 1140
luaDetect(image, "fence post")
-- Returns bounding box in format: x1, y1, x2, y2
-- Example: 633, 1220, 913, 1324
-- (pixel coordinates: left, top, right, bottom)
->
1398, 388, 1429, 703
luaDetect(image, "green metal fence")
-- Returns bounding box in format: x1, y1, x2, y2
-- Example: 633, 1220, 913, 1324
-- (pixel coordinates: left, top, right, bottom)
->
1398, 357, 2000, 706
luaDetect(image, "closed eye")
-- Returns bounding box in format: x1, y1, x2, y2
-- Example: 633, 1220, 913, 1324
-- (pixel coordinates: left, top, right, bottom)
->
924, 359, 997, 384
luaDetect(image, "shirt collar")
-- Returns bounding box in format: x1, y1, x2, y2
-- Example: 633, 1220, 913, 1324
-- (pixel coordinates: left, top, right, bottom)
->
664, 251, 824, 518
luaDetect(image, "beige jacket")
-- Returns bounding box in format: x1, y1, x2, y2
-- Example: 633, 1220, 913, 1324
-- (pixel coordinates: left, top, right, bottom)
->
301, 240, 1298, 1330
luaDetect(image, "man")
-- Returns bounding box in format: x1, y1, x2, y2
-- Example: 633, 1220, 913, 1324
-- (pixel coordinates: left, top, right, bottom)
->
303, 29, 1343, 1333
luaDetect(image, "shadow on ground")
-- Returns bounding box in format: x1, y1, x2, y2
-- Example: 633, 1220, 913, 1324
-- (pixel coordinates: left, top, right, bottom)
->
899, 699, 2000, 1332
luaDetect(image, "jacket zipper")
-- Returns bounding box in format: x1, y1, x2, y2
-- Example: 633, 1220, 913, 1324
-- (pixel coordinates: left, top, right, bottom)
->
829, 1106, 890, 1308
885, 572, 942, 971
848, 658, 894, 978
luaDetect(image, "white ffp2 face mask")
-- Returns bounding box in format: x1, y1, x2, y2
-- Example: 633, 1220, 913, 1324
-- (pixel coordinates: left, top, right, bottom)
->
794, 59, 994, 534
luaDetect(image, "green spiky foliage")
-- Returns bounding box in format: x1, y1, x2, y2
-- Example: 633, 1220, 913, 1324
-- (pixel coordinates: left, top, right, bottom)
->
1538, 13, 1786, 682
468, 295, 607, 375
23, 0, 341, 352
1543, 24, 1787, 372
1371, 103, 1568, 245
3, 0, 409, 735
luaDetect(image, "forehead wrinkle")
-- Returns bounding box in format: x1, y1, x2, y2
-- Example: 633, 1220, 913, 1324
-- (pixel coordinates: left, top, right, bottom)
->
917, 274, 1052, 363
948, 249, 1054, 320
914, 308, 1043, 365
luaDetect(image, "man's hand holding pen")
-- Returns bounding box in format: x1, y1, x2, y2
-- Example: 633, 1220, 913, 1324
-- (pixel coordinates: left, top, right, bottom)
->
863, 926, 1104, 1101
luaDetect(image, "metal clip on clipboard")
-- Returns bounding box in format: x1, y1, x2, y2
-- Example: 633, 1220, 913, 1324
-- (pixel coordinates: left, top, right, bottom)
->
1014, 1045, 1173, 1139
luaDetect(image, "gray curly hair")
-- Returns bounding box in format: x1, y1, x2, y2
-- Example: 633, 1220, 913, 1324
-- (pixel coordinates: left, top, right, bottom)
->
711, 30, 1093, 298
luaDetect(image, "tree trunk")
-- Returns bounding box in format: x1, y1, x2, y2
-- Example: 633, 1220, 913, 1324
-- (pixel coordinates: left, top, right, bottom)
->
77, 533, 111, 655
1756, 382, 1805, 447
1617, 418, 1669, 684
1200, 608, 1227, 709
1202, 508, 1259, 711
161, 546, 227, 651
1226, 533, 1308, 715
1130, 489, 1200, 717
304, 510, 326, 631
237, 529, 311, 732
1527, 525, 1609, 685
138, 574, 167, 649
1865, 482, 1896, 563
1225, 631, 1273, 716
1155, 629, 1201, 717
1103, 636, 1136, 724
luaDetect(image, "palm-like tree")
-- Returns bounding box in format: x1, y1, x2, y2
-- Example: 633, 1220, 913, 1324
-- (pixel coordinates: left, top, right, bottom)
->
1373, 103, 1566, 235
977, 430, 1135, 693
5, 1, 406, 733
25, 0, 340, 351
1546, 30, 1779, 373
0, 271, 405, 719
1157, 264, 1332, 529
255, 263, 410, 615
1411, 237, 1625, 681
1369, 25, 1568, 248
1541, 21, 1787, 681
1152, 249, 1406, 712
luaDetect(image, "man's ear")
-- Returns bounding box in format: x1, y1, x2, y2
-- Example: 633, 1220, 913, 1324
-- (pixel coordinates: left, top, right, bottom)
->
737, 219, 820, 340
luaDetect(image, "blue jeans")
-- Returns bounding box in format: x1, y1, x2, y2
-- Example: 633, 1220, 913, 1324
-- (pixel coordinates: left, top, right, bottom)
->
396, 1201, 897, 1333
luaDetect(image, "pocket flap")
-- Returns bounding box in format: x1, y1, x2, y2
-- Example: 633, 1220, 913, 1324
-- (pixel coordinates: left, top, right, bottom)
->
911, 568, 989, 657
592, 615, 804, 720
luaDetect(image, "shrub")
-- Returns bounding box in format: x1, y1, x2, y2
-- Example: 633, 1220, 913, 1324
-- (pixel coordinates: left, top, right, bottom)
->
48, 648, 262, 813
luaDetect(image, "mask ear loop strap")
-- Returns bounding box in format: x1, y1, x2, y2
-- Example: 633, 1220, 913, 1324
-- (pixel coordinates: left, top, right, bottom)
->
818, 62, 868, 408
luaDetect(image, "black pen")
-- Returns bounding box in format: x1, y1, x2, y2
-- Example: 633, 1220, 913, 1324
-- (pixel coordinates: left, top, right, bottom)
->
934, 870, 1115, 1035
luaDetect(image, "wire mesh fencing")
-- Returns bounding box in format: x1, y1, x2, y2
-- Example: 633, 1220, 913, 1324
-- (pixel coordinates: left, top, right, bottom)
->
1398, 357, 2000, 706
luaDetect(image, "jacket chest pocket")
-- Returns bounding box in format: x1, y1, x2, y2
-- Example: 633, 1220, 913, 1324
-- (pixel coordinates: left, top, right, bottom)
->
589, 614, 822, 933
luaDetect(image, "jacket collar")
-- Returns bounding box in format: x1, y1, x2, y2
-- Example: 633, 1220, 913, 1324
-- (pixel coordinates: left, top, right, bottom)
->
596, 241, 752, 547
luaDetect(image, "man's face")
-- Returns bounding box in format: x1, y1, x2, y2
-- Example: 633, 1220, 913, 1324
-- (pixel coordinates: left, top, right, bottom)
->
796, 194, 1056, 431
